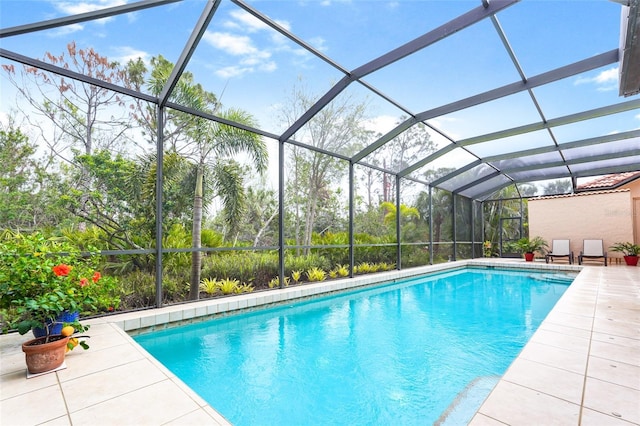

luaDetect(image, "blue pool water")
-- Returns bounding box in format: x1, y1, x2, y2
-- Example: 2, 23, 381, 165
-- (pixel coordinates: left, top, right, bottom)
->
135, 267, 573, 425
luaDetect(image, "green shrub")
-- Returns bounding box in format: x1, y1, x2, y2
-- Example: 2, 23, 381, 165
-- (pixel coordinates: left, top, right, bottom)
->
202, 251, 279, 287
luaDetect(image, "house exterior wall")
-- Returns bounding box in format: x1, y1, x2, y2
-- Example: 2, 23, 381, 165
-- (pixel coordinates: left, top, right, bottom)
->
528, 190, 634, 260
623, 180, 640, 244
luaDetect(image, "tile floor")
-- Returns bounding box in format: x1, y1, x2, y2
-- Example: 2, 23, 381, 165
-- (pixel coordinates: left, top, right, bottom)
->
1, 260, 638, 426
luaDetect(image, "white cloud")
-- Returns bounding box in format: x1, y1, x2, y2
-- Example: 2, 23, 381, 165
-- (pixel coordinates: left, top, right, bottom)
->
204, 31, 263, 57
259, 61, 277, 72
111, 46, 150, 65
228, 10, 270, 33
204, 31, 276, 78
574, 67, 618, 91
363, 115, 398, 135
52, 0, 127, 16
46, 23, 84, 37
215, 65, 253, 79
206, 8, 320, 79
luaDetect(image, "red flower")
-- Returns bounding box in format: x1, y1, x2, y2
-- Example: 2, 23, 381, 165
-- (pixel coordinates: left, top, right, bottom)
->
79, 277, 89, 287
92, 271, 101, 283
53, 264, 72, 277
108, 306, 114, 312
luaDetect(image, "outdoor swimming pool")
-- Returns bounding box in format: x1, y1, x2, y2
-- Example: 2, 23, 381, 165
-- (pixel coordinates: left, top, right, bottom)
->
134, 267, 574, 425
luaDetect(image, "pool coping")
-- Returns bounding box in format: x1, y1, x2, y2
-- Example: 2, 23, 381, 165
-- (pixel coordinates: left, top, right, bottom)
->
1, 259, 638, 425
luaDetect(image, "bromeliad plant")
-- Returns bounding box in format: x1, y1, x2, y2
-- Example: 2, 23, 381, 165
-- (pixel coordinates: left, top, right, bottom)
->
0, 231, 119, 348
610, 241, 640, 256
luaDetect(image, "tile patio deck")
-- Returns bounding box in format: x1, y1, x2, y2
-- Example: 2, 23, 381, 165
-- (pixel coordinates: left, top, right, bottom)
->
1, 260, 638, 426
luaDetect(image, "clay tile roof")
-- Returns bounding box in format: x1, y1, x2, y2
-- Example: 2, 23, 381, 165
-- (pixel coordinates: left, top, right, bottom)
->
529, 189, 630, 201
576, 171, 640, 190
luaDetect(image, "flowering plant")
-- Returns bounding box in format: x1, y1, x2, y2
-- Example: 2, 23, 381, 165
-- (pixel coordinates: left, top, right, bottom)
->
0, 231, 119, 347
483, 240, 493, 258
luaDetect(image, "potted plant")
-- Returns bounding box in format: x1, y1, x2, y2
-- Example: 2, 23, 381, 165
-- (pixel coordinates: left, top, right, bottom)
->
0, 231, 115, 374
610, 242, 640, 266
515, 236, 548, 262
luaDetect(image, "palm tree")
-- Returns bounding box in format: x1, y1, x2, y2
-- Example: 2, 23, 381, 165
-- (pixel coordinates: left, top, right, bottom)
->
136, 56, 268, 300
187, 109, 267, 299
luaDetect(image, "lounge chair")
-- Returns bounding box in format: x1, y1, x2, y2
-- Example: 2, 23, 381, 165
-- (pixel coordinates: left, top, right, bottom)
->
545, 239, 573, 264
578, 239, 607, 266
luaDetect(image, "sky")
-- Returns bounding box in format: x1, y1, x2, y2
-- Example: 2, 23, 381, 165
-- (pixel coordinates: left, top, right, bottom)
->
0, 0, 637, 194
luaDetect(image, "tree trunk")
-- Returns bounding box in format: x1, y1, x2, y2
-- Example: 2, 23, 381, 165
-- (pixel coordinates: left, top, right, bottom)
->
254, 208, 278, 247
189, 166, 204, 300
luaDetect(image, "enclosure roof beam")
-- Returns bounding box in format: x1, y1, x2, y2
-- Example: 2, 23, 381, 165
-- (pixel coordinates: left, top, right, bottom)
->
453, 171, 502, 194
472, 162, 640, 201
455, 98, 640, 148
429, 160, 483, 187
359, 49, 617, 166
282, 0, 516, 143
429, 130, 640, 190
0, 48, 157, 103
482, 129, 640, 163
159, 0, 221, 107
0, 0, 181, 38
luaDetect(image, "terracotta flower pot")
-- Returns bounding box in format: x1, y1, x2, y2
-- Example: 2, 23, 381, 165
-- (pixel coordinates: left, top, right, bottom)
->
22, 335, 70, 374
623, 255, 639, 266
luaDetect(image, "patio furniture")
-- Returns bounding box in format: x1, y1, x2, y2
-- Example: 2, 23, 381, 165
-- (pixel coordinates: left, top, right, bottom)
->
578, 239, 608, 266
545, 239, 573, 264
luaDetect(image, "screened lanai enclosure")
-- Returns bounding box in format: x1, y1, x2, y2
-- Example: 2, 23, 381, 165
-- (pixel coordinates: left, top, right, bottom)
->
1, 0, 639, 313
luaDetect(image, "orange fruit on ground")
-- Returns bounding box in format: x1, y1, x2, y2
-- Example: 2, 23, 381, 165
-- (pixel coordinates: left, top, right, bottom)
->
61, 325, 75, 337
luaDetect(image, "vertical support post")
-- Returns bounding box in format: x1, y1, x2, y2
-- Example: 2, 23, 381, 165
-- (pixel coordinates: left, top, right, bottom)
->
452, 193, 457, 261
349, 162, 355, 277
520, 197, 524, 238
429, 186, 434, 265
471, 199, 476, 259
396, 174, 401, 270
155, 106, 164, 308
278, 140, 285, 287
481, 200, 485, 256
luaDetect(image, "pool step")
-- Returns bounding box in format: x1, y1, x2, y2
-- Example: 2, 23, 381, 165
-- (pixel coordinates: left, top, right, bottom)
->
434, 375, 500, 426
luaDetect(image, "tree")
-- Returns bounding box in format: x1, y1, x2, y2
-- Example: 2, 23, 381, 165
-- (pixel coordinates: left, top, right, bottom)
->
379, 201, 423, 243
542, 179, 572, 195
134, 56, 268, 300
0, 120, 53, 230
362, 117, 436, 203
232, 180, 279, 247
2, 42, 135, 158
279, 83, 368, 254
3, 43, 140, 235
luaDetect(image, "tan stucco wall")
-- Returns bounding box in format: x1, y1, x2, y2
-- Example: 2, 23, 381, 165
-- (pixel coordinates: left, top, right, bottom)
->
528, 190, 634, 259
621, 178, 640, 199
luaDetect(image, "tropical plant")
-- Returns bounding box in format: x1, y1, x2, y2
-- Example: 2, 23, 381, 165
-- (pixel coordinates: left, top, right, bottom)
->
291, 270, 302, 283
332, 264, 349, 277
135, 55, 268, 300
218, 278, 240, 295
234, 283, 255, 294
515, 236, 548, 254
610, 242, 640, 256
199, 278, 219, 295
305, 267, 327, 282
